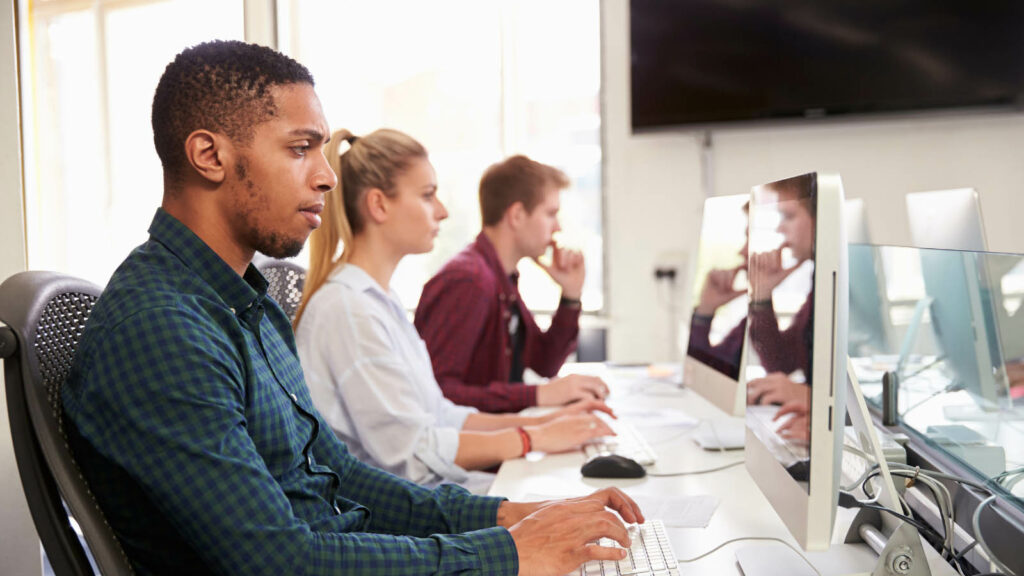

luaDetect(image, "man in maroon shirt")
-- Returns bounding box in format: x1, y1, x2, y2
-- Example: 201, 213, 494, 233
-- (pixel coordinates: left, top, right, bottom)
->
415, 155, 609, 413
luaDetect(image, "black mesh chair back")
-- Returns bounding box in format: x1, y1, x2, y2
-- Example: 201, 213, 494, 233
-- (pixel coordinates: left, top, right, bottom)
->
257, 258, 307, 321
0, 271, 133, 575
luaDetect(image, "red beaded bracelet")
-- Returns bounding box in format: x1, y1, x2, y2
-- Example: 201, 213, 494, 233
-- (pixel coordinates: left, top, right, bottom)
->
516, 426, 532, 457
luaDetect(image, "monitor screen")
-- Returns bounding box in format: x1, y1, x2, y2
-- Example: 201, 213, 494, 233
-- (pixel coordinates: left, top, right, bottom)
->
686, 195, 749, 377
848, 243, 893, 359
744, 172, 848, 551
684, 194, 750, 416
630, 0, 1024, 130
919, 247, 1010, 413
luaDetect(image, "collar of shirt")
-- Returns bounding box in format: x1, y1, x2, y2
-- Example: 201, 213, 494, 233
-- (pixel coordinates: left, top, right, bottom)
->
148, 208, 269, 319
328, 263, 407, 320
472, 232, 519, 306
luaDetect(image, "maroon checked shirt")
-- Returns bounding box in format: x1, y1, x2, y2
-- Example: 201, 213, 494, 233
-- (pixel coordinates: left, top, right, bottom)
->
414, 233, 580, 413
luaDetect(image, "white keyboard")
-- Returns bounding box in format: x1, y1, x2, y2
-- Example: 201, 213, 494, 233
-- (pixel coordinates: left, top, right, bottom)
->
575, 520, 680, 576
745, 405, 808, 467
583, 420, 658, 466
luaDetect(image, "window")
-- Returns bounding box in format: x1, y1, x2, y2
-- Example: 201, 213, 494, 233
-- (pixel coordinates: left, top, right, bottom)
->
279, 0, 603, 311
21, 1, 603, 311
20, 0, 244, 286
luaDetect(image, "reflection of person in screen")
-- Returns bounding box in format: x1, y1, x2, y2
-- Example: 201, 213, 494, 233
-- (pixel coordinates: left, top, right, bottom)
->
688, 203, 748, 369
747, 175, 815, 418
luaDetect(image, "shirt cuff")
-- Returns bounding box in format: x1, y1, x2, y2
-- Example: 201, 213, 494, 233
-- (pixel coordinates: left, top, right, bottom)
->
471, 526, 519, 575
425, 426, 470, 484
433, 526, 519, 575
449, 490, 507, 532
523, 383, 539, 408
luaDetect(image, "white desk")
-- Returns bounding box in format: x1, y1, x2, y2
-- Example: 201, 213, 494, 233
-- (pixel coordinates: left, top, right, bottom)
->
490, 366, 957, 575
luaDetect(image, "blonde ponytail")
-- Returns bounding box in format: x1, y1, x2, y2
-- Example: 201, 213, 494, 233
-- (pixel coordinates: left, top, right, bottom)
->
293, 128, 427, 329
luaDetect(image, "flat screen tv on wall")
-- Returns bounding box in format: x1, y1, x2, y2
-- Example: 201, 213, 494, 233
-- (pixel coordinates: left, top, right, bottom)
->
630, 0, 1024, 131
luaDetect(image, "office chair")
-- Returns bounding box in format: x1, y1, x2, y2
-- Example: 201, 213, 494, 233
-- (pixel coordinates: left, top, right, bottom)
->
257, 257, 307, 321
0, 271, 134, 576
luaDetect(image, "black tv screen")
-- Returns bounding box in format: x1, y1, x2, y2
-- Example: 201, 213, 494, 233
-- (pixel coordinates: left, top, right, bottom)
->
630, 0, 1024, 131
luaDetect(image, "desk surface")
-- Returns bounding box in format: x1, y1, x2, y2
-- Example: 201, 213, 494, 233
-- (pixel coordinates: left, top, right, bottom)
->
490, 365, 956, 575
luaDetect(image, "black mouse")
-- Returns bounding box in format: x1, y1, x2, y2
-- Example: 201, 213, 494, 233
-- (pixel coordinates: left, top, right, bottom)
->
581, 454, 646, 479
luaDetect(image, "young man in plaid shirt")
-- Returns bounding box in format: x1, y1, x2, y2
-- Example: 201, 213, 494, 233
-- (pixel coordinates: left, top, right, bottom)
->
63, 40, 642, 576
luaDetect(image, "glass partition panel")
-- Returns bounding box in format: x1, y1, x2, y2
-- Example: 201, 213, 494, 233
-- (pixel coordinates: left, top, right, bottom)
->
849, 243, 1024, 508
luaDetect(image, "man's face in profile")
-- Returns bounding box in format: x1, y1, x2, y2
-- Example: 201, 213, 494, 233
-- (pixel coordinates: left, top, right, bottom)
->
517, 185, 562, 259
223, 83, 336, 259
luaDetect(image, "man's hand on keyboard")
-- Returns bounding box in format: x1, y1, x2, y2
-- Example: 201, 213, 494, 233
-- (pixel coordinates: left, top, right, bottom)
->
526, 413, 616, 453
549, 398, 616, 420
747, 372, 809, 406
501, 488, 645, 575
537, 374, 610, 406
775, 400, 810, 444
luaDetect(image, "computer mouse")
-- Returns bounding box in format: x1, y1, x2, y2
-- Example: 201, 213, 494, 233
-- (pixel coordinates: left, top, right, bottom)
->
580, 454, 647, 479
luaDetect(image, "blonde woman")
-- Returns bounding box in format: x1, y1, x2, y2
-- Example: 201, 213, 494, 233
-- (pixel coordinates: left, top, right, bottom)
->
294, 129, 614, 492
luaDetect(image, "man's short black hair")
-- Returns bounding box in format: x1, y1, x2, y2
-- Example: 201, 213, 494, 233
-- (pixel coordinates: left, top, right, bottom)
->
151, 40, 314, 187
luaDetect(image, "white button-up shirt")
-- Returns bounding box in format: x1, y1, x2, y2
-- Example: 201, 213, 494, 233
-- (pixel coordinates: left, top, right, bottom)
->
296, 264, 478, 488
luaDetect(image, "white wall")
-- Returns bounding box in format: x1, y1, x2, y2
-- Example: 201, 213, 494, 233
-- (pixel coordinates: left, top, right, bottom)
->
601, 0, 1024, 363
1, 0, 39, 574
602, 0, 703, 363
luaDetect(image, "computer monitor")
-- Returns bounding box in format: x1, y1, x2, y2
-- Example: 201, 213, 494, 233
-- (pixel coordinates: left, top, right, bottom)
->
844, 198, 869, 245
684, 194, 749, 416
744, 172, 848, 551
918, 247, 1011, 412
905, 188, 988, 251
845, 199, 894, 359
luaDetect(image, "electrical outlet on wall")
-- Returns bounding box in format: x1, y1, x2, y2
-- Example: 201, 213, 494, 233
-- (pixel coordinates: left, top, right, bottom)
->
652, 251, 688, 286
652, 251, 689, 361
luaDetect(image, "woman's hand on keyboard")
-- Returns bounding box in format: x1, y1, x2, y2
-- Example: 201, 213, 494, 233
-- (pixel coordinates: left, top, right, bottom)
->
526, 414, 615, 453
504, 488, 644, 575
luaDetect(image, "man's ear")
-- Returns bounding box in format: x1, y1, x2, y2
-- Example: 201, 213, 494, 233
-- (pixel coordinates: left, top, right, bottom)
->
365, 188, 390, 224
505, 201, 526, 229
184, 129, 228, 184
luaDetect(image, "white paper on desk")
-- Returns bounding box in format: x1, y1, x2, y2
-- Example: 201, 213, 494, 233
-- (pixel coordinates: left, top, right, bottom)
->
612, 407, 698, 429
632, 494, 719, 528
521, 493, 719, 529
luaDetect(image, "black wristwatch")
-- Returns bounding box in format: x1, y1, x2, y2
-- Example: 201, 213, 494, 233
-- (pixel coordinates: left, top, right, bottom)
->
559, 295, 582, 309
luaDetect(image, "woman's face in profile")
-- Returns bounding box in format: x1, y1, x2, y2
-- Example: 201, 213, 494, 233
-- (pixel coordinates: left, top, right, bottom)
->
776, 199, 814, 262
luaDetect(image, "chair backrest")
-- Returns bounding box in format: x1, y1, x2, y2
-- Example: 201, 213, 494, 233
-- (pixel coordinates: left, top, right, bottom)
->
257, 258, 307, 321
0, 271, 134, 575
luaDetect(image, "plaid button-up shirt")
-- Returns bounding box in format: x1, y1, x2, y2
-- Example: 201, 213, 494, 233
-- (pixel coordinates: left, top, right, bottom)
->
63, 209, 517, 575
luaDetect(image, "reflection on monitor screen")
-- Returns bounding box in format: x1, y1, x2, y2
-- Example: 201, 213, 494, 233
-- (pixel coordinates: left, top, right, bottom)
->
906, 188, 987, 252
685, 194, 749, 415
849, 243, 893, 359
744, 172, 848, 551
845, 199, 895, 359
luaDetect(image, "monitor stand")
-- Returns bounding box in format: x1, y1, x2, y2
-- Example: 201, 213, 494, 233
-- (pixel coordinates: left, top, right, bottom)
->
737, 359, 934, 576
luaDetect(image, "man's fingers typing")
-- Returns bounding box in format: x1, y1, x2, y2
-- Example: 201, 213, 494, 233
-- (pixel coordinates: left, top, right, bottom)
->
583, 542, 629, 563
